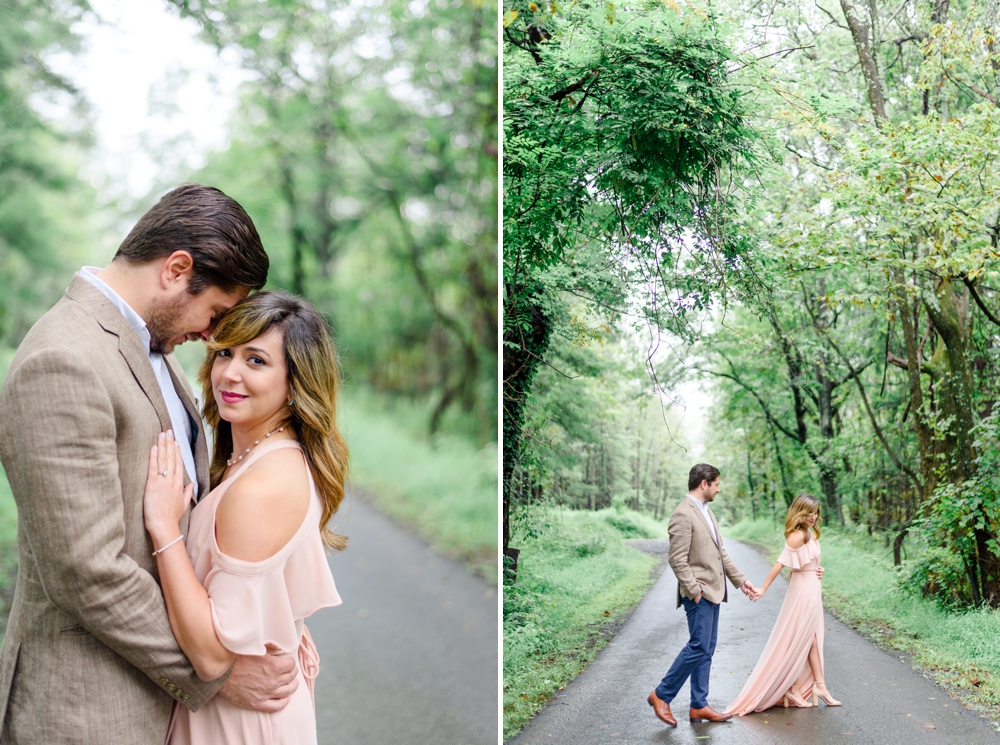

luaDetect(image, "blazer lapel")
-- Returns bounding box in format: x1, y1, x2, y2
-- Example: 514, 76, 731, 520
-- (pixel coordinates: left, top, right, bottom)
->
165, 354, 210, 497
686, 498, 719, 547
66, 276, 173, 433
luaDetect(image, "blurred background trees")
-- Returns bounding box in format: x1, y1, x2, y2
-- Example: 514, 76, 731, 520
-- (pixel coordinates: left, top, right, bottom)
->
1, 0, 497, 441
0, 0, 497, 579
0, 0, 98, 343
170, 0, 498, 441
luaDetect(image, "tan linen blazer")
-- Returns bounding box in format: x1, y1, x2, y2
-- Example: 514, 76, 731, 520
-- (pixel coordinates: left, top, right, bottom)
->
667, 497, 747, 608
0, 276, 226, 744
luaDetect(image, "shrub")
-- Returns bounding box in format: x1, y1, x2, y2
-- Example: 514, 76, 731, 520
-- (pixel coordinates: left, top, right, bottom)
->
605, 510, 655, 538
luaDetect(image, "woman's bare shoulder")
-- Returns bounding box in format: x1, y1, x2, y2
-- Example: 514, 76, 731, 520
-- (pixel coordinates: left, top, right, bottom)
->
216, 447, 311, 562
785, 530, 808, 549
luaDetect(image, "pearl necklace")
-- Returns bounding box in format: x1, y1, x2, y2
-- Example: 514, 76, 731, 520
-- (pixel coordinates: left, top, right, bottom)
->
227, 427, 285, 466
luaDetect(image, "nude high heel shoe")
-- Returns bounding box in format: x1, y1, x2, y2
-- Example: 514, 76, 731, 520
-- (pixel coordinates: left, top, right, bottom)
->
811, 681, 841, 707
782, 688, 813, 708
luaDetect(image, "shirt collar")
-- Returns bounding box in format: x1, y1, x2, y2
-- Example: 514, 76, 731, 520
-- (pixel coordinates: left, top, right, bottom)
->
687, 493, 708, 510
80, 267, 151, 352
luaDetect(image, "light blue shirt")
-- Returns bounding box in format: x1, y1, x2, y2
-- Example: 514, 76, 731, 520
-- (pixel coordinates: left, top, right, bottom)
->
687, 494, 718, 544
80, 267, 198, 496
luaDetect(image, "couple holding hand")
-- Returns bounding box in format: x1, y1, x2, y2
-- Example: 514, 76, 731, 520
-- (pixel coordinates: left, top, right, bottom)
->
648, 463, 841, 726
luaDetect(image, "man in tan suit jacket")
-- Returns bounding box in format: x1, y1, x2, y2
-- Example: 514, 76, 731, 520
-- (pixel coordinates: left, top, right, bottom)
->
0, 185, 297, 744
647, 464, 756, 727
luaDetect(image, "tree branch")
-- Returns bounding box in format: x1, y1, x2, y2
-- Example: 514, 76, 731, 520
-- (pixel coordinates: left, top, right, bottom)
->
804, 306, 924, 498
550, 70, 599, 102
944, 71, 1000, 108
699, 363, 803, 444
964, 276, 1000, 328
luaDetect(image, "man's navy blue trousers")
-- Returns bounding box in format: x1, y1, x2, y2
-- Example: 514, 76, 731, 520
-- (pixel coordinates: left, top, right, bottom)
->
655, 596, 720, 709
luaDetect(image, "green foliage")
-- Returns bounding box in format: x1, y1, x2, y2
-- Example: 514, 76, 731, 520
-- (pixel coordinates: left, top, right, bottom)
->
504, 1, 759, 273
685, 0, 1000, 607
904, 409, 1000, 607
503, 507, 659, 738
0, 464, 20, 602
172, 0, 498, 440
341, 389, 498, 582
603, 510, 656, 538
0, 0, 98, 344
502, 0, 766, 555
897, 539, 973, 611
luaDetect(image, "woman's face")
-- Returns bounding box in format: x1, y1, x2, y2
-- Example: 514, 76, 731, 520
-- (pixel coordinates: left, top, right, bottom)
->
805, 510, 819, 527
211, 326, 289, 429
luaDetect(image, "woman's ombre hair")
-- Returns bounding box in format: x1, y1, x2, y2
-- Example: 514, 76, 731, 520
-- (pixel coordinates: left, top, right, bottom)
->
784, 494, 821, 543
199, 290, 348, 550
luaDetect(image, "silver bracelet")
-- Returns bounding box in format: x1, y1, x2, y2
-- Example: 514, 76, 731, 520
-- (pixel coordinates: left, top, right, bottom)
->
152, 534, 184, 556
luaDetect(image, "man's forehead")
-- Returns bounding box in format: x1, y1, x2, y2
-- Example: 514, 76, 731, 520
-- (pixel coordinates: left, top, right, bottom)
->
215, 286, 250, 308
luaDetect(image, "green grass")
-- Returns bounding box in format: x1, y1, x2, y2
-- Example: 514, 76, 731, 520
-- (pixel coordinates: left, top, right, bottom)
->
503, 508, 667, 740
724, 517, 1000, 719
339, 389, 498, 582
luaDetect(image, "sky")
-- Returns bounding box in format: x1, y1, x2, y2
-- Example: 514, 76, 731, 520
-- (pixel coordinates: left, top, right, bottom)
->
42, 0, 253, 204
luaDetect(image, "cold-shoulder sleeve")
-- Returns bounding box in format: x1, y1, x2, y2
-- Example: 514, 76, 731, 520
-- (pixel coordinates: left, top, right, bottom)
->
777, 539, 821, 569
204, 520, 341, 656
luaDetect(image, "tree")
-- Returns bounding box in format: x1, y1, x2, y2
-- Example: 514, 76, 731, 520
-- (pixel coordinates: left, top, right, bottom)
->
0, 0, 96, 344
502, 0, 764, 566
170, 0, 498, 437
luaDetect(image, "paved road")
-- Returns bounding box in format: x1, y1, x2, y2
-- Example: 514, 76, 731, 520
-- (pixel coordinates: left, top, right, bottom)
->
306, 493, 498, 745
510, 538, 998, 745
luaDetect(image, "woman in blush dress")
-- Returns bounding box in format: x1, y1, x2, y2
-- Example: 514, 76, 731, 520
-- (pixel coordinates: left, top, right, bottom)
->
142, 290, 348, 744
726, 494, 841, 715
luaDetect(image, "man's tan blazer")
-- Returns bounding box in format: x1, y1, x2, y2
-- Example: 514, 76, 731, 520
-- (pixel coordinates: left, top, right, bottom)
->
667, 497, 747, 608
0, 276, 226, 744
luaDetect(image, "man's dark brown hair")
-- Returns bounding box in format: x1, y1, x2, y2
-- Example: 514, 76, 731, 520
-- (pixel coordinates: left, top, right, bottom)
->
114, 183, 268, 294
688, 463, 721, 491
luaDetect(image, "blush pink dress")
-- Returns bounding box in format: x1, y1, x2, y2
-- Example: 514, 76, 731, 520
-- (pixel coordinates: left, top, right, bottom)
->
726, 538, 823, 715
167, 439, 342, 745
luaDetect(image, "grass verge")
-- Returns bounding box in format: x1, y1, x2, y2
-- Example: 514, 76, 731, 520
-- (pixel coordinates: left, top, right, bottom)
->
503, 508, 668, 740
339, 389, 498, 583
724, 517, 1000, 728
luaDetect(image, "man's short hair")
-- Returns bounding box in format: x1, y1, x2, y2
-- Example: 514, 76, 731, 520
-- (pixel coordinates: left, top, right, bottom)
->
688, 463, 720, 491
114, 183, 268, 294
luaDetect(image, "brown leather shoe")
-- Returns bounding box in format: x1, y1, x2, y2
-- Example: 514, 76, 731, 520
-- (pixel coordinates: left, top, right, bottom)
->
647, 690, 677, 727
689, 705, 732, 723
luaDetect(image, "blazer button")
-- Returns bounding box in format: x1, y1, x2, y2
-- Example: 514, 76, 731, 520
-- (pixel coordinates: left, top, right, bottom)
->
159, 678, 169, 686
167, 684, 177, 692
182, 694, 191, 701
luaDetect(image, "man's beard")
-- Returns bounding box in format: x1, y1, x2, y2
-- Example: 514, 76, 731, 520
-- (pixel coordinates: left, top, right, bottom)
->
146, 293, 188, 354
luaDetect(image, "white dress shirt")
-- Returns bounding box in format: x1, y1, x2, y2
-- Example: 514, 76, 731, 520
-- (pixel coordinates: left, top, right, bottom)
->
80, 267, 198, 496
687, 493, 718, 544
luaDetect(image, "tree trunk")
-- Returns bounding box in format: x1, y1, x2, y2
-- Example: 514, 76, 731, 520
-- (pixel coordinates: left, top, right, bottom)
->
895, 278, 935, 496
502, 284, 552, 559
815, 363, 844, 524
839, 0, 887, 122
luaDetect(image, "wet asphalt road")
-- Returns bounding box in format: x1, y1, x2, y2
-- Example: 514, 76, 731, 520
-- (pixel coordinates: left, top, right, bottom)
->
509, 538, 998, 745
305, 494, 498, 745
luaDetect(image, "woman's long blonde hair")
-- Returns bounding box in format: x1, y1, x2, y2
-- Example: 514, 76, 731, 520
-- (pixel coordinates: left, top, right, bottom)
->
199, 290, 349, 550
784, 494, 821, 543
